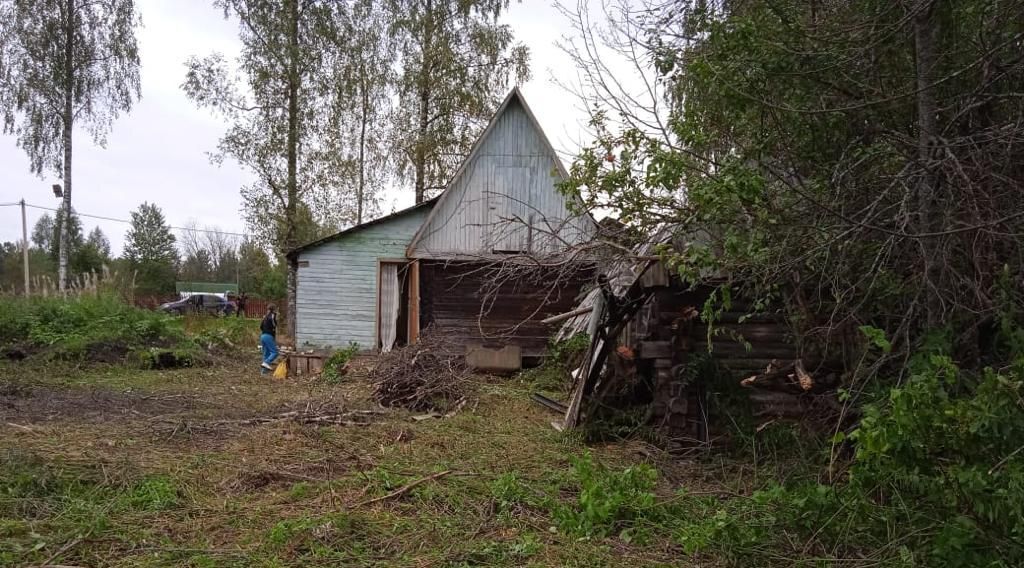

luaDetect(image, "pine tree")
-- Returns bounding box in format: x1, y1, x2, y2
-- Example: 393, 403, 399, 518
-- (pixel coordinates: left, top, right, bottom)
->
0, 0, 141, 289
237, 239, 272, 295
123, 203, 178, 294
84, 227, 111, 260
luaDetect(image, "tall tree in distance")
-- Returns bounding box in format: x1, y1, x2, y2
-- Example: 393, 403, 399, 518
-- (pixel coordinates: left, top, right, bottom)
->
0, 0, 141, 290
84, 227, 111, 261
123, 203, 178, 294
74, 226, 111, 274
31, 213, 55, 251
389, 0, 531, 203
183, 0, 339, 338
49, 205, 83, 264
322, 0, 393, 225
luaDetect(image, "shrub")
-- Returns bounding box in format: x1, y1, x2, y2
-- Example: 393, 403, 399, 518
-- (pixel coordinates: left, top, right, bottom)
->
0, 294, 184, 357
674, 338, 1024, 567
523, 333, 590, 392
323, 342, 359, 383
0, 295, 229, 368
552, 451, 658, 539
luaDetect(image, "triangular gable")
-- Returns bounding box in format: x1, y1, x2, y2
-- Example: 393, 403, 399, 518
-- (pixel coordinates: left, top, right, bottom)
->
406, 88, 591, 257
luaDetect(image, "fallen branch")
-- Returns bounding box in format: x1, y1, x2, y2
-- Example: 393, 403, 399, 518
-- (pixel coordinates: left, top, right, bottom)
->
6, 422, 34, 432
353, 470, 453, 507
206, 409, 384, 427
155, 409, 384, 438
41, 536, 85, 567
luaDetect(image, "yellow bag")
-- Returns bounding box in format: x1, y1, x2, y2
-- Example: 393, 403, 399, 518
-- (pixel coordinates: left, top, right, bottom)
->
272, 359, 288, 380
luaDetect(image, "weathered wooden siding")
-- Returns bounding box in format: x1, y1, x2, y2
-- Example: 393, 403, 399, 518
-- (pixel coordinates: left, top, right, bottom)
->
409, 96, 593, 258
419, 261, 591, 356
295, 207, 431, 348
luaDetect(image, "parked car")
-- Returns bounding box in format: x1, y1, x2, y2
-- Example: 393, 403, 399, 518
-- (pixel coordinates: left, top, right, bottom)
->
159, 294, 235, 316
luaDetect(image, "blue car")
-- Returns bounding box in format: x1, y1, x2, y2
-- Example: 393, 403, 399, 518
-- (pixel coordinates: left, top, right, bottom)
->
159, 294, 235, 316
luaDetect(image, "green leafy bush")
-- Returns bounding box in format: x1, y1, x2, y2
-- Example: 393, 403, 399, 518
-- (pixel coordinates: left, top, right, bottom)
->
552, 451, 658, 539
675, 339, 1024, 567
0, 294, 184, 360
322, 342, 359, 383
522, 333, 590, 392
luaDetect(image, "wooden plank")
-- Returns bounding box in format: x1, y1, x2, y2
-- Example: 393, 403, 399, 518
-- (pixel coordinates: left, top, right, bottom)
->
563, 293, 604, 429
541, 305, 594, 325
408, 260, 420, 344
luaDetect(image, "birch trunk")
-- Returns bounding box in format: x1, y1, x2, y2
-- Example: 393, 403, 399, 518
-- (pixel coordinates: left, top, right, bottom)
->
285, 0, 300, 340
58, 0, 75, 292
414, 0, 433, 205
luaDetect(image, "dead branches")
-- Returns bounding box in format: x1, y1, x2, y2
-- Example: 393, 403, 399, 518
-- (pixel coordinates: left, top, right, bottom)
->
740, 359, 844, 425
370, 334, 472, 412
353, 470, 453, 507
204, 409, 383, 427
155, 408, 383, 438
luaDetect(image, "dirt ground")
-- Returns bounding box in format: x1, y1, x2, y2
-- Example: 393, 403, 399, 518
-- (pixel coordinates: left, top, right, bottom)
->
0, 353, 715, 567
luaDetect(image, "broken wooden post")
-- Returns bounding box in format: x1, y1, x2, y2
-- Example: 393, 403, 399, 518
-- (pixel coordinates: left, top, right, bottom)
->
541, 305, 595, 325
562, 293, 604, 429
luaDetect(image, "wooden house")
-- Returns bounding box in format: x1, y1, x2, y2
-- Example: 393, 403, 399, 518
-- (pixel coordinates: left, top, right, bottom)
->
288, 88, 596, 356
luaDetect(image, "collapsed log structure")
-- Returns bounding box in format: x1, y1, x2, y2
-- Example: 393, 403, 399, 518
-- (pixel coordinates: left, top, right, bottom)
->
549, 254, 843, 448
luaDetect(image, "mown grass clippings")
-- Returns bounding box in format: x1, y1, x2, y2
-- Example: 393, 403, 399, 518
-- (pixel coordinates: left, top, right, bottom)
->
0, 355, 703, 567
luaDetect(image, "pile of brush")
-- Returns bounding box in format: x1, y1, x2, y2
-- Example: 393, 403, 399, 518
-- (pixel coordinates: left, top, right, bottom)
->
370, 333, 471, 412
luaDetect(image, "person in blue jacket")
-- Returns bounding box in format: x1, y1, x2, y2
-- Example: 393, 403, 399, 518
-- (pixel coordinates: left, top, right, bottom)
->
260, 304, 278, 372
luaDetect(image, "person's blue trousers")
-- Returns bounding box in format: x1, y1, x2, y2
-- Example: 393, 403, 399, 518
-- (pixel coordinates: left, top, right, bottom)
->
260, 333, 278, 367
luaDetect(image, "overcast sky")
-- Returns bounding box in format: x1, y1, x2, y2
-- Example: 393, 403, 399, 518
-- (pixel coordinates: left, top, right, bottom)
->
0, 0, 610, 255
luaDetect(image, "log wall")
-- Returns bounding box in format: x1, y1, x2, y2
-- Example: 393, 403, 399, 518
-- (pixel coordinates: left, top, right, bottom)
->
631, 284, 798, 445
419, 261, 590, 357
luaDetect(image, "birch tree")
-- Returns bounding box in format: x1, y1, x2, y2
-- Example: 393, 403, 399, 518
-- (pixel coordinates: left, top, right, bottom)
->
183, 0, 339, 339
388, 0, 531, 203
321, 0, 393, 225
0, 0, 140, 290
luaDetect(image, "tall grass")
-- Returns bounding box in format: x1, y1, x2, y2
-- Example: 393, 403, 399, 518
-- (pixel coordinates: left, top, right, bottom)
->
0, 293, 183, 352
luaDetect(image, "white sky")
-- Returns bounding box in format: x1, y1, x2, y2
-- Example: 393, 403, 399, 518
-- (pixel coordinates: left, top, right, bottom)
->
0, 0, 610, 255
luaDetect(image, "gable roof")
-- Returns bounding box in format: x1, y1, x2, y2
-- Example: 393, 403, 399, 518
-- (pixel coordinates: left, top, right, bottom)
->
405, 87, 579, 256
287, 198, 436, 259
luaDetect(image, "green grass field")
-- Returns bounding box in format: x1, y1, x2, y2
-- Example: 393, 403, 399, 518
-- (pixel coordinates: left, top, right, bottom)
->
0, 354, 718, 567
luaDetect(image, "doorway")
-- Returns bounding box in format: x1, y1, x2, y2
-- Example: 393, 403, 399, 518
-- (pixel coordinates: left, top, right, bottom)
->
377, 260, 411, 352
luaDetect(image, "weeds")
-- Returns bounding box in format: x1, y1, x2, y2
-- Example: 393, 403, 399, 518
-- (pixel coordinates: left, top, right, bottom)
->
668, 336, 1024, 567
123, 475, 179, 511
552, 451, 659, 539
322, 342, 359, 383
0, 294, 255, 367
522, 333, 590, 392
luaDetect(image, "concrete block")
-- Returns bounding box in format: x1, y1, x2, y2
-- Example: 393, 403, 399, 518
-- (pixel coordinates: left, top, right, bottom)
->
466, 344, 522, 374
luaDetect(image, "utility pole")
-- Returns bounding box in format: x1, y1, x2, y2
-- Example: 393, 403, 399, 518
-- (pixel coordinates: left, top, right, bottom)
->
20, 199, 30, 296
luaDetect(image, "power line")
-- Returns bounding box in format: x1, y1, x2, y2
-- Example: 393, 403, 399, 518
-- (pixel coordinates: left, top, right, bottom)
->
0, 201, 251, 238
